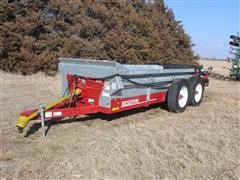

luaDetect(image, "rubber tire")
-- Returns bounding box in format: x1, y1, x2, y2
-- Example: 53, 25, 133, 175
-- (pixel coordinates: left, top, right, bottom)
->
188, 76, 205, 106
167, 79, 190, 113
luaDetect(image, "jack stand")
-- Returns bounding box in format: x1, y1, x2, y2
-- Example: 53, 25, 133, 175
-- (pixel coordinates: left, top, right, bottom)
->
39, 104, 46, 138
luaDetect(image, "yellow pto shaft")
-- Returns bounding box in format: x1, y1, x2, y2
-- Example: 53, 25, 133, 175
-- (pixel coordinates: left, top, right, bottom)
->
17, 89, 81, 133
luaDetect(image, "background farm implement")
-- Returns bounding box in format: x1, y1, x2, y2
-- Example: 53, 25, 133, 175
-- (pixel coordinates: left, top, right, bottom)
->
210, 34, 240, 81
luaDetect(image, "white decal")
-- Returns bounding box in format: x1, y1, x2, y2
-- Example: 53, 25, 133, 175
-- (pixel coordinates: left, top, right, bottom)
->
111, 82, 117, 90
53, 111, 62, 116
121, 98, 158, 108
45, 112, 52, 118
88, 98, 94, 103
102, 92, 110, 97
121, 99, 139, 107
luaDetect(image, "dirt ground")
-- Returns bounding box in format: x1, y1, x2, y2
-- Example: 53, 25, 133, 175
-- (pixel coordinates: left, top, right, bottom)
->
199, 59, 231, 76
1, 60, 240, 179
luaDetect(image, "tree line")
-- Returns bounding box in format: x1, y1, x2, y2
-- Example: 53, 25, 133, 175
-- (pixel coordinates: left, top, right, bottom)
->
0, 0, 197, 75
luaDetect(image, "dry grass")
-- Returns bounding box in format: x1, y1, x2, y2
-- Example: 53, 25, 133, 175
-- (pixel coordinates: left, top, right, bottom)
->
199, 59, 231, 76
1, 61, 240, 179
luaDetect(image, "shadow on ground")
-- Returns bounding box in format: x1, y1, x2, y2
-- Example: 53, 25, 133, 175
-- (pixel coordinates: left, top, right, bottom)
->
24, 102, 169, 137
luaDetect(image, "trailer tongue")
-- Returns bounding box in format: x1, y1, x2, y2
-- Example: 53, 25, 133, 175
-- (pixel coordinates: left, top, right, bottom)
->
17, 58, 210, 134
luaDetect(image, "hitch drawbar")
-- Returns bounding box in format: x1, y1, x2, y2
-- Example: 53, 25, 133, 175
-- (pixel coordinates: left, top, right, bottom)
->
17, 58, 210, 135
16, 89, 81, 133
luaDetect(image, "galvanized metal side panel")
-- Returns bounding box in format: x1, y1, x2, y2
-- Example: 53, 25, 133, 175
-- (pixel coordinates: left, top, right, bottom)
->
98, 74, 193, 108
59, 58, 127, 94
58, 58, 196, 100
59, 58, 127, 78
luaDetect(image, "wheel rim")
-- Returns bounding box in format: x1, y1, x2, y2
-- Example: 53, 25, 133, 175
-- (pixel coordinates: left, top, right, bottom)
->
178, 86, 188, 108
194, 83, 203, 102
